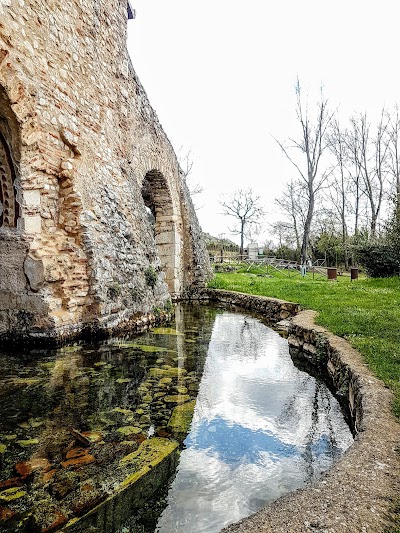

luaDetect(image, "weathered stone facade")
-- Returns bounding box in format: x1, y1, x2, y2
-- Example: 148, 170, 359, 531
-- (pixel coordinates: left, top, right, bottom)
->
0, 0, 211, 341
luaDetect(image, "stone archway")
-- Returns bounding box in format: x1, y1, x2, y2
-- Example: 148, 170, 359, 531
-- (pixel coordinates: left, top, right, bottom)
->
0, 131, 19, 228
142, 170, 182, 296
0, 85, 20, 230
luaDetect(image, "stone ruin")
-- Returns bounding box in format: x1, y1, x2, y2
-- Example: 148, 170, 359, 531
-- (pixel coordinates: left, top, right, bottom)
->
0, 0, 211, 341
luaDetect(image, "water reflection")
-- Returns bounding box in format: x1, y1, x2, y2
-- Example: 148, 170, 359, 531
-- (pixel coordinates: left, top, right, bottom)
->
0, 306, 352, 533
155, 312, 353, 533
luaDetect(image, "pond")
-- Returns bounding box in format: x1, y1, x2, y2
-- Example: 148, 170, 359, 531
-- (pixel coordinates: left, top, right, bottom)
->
0, 305, 353, 533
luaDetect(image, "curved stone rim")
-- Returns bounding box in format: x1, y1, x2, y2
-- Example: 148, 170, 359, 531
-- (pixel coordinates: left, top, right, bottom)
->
203, 289, 400, 533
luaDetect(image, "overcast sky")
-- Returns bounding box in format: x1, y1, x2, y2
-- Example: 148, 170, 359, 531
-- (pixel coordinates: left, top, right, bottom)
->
127, 1, 400, 245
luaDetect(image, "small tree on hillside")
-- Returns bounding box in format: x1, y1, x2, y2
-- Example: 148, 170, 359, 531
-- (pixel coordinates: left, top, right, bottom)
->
219, 188, 265, 257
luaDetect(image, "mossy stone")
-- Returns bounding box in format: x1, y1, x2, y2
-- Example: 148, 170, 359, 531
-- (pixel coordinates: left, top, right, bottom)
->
151, 328, 184, 336
142, 394, 152, 403
16, 439, 39, 447
168, 400, 196, 441
148, 368, 187, 379
174, 386, 188, 395
164, 395, 190, 404
114, 343, 168, 353
0, 487, 26, 502
119, 437, 178, 470
112, 407, 134, 417
117, 426, 143, 436
2, 435, 17, 441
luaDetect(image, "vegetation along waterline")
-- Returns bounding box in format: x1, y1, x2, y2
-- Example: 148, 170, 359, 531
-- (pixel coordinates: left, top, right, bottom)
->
209, 268, 400, 417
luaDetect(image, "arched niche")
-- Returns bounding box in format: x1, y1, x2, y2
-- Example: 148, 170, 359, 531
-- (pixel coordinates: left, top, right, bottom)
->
0, 87, 20, 229
142, 170, 181, 296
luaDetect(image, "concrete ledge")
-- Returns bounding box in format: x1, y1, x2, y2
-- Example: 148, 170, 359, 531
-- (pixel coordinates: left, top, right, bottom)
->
204, 289, 400, 533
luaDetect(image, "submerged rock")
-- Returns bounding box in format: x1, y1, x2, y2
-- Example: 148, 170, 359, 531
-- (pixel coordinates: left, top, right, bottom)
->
16, 438, 39, 447
151, 328, 184, 336
163, 395, 190, 404
0, 487, 26, 502
148, 367, 187, 379
167, 400, 196, 442
116, 427, 142, 437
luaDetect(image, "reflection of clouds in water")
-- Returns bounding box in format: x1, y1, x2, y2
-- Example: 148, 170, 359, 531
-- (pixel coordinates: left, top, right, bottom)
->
194, 313, 351, 449
157, 445, 311, 533
157, 311, 353, 533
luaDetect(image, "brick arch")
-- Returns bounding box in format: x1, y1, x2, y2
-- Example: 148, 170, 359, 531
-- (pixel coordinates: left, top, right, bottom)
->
0, 83, 21, 230
0, 131, 19, 227
142, 169, 182, 296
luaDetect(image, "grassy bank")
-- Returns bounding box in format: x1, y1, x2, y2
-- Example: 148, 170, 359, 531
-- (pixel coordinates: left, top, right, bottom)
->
209, 268, 400, 417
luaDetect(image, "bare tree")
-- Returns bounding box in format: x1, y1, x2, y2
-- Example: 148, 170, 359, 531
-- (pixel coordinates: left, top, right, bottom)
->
348, 110, 389, 238
328, 117, 351, 267
178, 148, 203, 209
220, 188, 265, 256
345, 120, 364, 235
275, 80, 334, 264
387, 105, 400, 209
275, 179, 307, 259
270, 220, 297, 250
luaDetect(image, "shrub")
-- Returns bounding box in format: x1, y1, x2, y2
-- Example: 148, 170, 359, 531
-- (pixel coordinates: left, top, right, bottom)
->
145, 266, 158, 288
356, 243, 400, 278
107, 281, 121, 300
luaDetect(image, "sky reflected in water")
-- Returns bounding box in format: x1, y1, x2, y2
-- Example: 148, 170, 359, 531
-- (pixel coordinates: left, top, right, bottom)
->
156, 312, 353, 533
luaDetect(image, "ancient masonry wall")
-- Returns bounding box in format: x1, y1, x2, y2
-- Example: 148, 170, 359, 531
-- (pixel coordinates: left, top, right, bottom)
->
0, 0, 211, 340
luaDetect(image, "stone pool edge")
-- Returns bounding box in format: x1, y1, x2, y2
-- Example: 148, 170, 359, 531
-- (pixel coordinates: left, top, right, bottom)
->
202, 288, 400, 533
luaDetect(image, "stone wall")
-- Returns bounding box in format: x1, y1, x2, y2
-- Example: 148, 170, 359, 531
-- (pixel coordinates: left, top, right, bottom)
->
0, 0, 211, 341
200, 288, 301, 321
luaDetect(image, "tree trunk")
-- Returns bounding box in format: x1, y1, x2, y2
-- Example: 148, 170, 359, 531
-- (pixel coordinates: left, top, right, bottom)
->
240, 218, 245, 258
301, 187, 314, 264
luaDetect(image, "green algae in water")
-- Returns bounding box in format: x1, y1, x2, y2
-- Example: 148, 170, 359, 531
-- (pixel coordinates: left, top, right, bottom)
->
117, 426, 143, 436
119, 438, 178, 470
16, 438, 39, 447
2, 434, 17, 441
110, 342, 172, 353
174, 386, 188, 395
168, 400, 196, 439
148, 368, 187, 379
151, 328, 184, 336
163, 395, 190, 404
40, 361, 56, 369
112, 407, 134, 416
0, 303, 215, 532
0, 487, 26, 502
10, 378, 40, 386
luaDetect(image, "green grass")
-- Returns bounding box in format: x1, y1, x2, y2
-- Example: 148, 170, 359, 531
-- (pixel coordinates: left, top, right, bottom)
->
209, 269, 400, 417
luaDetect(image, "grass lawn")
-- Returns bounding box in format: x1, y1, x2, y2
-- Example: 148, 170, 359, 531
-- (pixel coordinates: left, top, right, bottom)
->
209, 267, 400, 417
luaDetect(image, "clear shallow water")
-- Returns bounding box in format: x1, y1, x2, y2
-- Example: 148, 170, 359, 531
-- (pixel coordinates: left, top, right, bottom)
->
155, 311, 353, 533
0, 305, 352, 533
